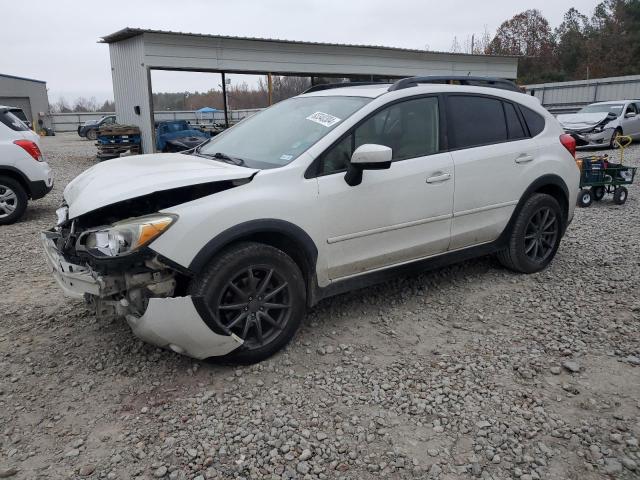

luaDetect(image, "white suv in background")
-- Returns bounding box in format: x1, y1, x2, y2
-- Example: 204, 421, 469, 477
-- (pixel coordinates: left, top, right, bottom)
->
42, 77, 580, 363
0, 106, 53, 224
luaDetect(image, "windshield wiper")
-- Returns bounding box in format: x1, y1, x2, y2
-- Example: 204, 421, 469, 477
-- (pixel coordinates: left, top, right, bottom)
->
194, 149, 245, 166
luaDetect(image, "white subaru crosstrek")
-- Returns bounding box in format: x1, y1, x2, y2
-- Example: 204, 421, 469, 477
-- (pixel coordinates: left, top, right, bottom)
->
0, 106, 53, 224
42, 77, 580, 363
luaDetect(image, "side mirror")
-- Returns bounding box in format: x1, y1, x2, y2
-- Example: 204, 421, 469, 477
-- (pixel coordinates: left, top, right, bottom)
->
344, 144, 392, 186
625, 112, 636, 118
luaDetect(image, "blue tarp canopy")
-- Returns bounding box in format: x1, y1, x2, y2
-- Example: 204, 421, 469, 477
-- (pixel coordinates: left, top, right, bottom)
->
196, 107, 218, 112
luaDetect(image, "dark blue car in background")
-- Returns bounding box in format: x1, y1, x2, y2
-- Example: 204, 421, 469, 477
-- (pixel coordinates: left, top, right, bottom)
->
155, 120, 210, 152
78, 115, 116, 140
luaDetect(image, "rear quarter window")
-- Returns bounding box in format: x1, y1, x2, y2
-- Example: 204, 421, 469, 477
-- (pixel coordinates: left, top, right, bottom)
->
519, 106, 546, 137
0, 110, 29, 131
503, 102, 527, 140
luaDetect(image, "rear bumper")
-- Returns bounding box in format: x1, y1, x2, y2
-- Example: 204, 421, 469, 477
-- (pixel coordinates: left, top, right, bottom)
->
30, 179, 53, 200
40, 231, 242, 359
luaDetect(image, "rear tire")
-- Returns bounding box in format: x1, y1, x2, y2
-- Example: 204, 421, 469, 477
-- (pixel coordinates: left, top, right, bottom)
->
86, 129, 98, 141
577, 189, 593, 208
613, 186, 628, 205
497, 193, 563, 274
188, 242, 306, 364
591, 186, 605, 201
0, 176, 28, 225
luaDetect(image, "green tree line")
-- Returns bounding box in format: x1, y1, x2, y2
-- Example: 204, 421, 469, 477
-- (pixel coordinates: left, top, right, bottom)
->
485, 0, 640, 84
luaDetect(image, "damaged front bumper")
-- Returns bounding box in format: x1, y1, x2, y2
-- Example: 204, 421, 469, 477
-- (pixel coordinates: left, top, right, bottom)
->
566, 127, 614, 147
41, 231, 243, 359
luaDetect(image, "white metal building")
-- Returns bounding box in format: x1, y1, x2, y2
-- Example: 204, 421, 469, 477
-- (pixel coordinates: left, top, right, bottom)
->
526, 75, 640, 114
0, 73, 50, 128
101, 28, 519, 154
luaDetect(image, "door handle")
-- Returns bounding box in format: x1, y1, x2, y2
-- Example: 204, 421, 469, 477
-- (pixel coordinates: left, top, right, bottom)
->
426, 173, 451, 183
515, 154, 534, 164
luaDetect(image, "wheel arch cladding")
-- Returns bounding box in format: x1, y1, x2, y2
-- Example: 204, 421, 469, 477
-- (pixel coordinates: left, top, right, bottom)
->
188, 219, 318, 301
513, 174, 570, 233
0, 167, 31, 198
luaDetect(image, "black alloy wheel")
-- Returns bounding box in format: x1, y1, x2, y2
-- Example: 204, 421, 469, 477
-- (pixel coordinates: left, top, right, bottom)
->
497, 193, 564, 273
217, 266, 292, 349
523, 206, 559, 264
189, 242, 306, 363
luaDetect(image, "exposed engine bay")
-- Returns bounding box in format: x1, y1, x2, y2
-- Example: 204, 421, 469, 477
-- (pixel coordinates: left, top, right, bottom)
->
47, 179, 247, 321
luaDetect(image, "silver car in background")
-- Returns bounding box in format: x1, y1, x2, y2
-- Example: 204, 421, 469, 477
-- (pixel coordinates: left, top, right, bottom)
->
557, 100, 640, 148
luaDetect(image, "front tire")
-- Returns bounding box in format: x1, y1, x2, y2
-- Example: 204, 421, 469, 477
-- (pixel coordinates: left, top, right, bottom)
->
188, 242, 306, 364
0, 176, 28, 225
610, 128, 622, 149
497, 193, 563, 274
577, 189, 593, 208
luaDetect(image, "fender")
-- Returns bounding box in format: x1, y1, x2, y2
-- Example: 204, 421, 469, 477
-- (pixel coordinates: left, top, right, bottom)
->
497, 173, 570, 243
0, 165, 33, 197
188, 218, 319, 275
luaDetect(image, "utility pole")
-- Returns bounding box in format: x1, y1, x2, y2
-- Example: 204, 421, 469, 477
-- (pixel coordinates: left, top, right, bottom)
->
221, 72, 229, 128
268, 73, 273, 106
471, 34, 475, 54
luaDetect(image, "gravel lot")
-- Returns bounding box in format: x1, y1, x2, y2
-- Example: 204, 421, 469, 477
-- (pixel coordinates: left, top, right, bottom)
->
1, 133, 639, 480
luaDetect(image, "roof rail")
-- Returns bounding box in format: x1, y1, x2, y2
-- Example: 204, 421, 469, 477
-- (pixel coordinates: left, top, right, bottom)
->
303, 81, 389, 94
388, 76, 521, 93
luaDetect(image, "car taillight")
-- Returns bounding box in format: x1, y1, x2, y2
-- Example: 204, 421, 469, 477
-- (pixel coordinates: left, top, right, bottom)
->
559, 134, 576, 158
13, 140, 43, 161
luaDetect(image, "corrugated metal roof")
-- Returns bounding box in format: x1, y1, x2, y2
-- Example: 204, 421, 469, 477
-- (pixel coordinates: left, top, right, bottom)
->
100, 27, 518, 59
0, 73, 46, 84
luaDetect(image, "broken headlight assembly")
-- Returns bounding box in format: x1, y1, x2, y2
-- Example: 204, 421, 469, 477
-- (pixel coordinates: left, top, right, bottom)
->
77, 214, 177, 257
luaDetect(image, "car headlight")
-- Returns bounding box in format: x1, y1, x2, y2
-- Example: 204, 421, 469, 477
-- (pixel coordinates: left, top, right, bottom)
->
79, 214, 176, 257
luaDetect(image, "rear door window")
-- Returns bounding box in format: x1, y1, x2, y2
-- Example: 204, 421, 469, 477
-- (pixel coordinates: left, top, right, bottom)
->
0, 110, 30, 131
446, 95, 507, 149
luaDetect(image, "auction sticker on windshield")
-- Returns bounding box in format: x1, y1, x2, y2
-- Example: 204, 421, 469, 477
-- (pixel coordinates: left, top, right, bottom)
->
306, 112, 341, 128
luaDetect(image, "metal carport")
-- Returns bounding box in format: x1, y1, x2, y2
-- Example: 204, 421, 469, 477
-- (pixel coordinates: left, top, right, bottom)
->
101, 28, 518, 154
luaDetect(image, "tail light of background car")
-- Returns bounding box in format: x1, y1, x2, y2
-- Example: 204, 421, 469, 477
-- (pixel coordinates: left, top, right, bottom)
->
13, 140, 43, 162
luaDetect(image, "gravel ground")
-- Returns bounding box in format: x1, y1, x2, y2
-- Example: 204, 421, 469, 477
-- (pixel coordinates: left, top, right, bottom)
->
1, 133, 639, 480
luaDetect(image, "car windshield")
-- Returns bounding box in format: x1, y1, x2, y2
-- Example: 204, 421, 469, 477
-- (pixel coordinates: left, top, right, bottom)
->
198, 96, 371, 168
164, 122, 189, 133
578, 104, 624, 115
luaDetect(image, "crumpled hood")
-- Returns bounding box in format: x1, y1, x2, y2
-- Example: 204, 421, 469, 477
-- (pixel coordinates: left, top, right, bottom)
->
557, 112, 611, 131
64, 153, 258, 219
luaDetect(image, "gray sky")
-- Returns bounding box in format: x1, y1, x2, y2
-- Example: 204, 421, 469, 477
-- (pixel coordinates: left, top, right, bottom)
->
2, 0, 603, 104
